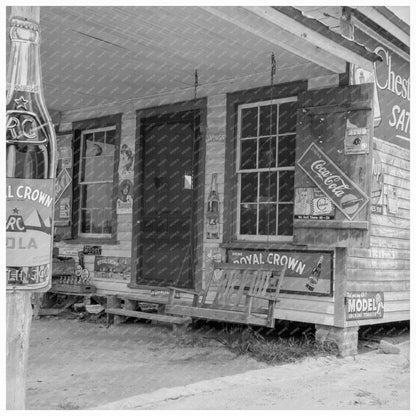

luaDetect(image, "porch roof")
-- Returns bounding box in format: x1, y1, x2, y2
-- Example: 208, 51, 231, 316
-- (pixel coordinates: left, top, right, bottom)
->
6, 6, 382, 114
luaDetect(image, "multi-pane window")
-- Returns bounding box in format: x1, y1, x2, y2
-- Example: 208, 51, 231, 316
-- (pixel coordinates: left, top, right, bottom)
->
79, 127, 116, 237
237, 98, 297, 240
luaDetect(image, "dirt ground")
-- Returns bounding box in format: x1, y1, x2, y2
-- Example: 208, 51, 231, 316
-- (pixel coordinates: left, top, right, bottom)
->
26, 315, 410, 410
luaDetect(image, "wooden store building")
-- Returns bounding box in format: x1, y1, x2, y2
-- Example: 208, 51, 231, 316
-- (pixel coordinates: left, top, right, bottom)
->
10, 6, 410, 355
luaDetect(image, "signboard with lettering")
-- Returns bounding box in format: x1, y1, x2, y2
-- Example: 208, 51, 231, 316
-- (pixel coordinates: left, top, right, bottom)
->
94, 256, 131, 281
294, 187, 335, 220
352, 28, 410, 148
83, 245, 102, 255
346, 291, 384, 320
297, 143, 369, 220
228, 249, 333, 296
6, 178, 54, 290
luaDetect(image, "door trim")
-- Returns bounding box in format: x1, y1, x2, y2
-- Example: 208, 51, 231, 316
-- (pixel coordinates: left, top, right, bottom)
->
129, 98, 207, 290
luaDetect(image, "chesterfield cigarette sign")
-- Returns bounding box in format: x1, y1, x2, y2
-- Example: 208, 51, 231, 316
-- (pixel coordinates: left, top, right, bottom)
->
297, 143, 369, 220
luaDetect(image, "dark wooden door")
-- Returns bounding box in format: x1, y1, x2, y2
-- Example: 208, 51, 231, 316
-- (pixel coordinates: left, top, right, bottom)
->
138, 112, 198, 288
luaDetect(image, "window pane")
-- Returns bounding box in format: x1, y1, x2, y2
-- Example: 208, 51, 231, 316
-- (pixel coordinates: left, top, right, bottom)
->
241, 107, 258, 138
240, 204, 257, 235
104, 129, 116, 156
81, 184, 111, 209
240, 139, 257, 170
259, 172, 277, 202
91, 209, 103, 234
241, 172, 258, 203
83, 155, 113, 182
279, 171, 295, 202
278, 204, 293, 235
278, 134, 296, 167
258, 137, 276, 168
258, 204, 276, 235
279, 101, 297, 134
259, 104, 277, 136
81, 209, 91, 233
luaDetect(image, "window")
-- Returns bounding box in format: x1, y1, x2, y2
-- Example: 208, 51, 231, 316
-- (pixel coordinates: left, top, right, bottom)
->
237, 97, 297, 240
78, 126, 116, 238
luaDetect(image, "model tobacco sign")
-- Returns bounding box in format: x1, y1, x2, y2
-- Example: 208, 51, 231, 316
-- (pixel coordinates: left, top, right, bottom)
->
346, 291, 384, 320
297, 143, 369, 220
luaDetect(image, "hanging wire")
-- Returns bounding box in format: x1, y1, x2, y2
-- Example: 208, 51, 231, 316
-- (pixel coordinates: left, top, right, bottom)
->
194, 69, 199, 100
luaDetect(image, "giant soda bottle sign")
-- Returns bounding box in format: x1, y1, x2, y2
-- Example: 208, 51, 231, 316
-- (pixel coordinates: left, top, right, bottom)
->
6, 16, 56, 291
6, 179, 54, 289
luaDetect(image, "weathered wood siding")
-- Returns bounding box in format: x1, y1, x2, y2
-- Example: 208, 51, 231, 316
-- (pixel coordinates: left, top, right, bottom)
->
346, 137, 410, 325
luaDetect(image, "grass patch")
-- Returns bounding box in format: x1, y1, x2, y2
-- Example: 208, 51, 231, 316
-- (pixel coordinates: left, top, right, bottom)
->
215, 326, 338, 364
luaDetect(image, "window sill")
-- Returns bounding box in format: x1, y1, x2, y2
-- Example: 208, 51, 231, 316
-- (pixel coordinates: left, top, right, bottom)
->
58, 237, 120, 245
293, 220, 369, 230
220, 241, 307, 251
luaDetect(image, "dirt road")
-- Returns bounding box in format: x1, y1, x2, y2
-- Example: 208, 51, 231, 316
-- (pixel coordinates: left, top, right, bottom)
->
26, 317, 410, 410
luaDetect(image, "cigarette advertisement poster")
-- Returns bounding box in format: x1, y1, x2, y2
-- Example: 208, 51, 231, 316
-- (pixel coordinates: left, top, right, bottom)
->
297, 143, 369, 220
228, 249, 333, 296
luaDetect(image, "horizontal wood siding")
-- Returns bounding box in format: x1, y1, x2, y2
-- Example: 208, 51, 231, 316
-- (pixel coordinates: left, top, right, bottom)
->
346, 138, 410, 324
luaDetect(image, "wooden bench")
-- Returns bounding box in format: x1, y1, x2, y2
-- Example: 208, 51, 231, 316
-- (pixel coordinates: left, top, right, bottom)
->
165, 263, 286, 328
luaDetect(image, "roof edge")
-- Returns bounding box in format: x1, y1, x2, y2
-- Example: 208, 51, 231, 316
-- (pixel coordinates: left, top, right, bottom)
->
272, 6, 382, 64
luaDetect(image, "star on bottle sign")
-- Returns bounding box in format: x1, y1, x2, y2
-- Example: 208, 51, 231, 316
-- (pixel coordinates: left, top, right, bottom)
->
14, 96, 29, 110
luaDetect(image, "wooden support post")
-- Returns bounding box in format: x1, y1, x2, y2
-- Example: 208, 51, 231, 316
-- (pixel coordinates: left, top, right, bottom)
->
106, 295, 123, 326
6, 292, 33, 409
6, 6, 41, 410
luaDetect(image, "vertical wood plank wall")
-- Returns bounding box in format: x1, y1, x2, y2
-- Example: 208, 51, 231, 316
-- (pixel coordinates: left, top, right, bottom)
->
346, 137, 410, 326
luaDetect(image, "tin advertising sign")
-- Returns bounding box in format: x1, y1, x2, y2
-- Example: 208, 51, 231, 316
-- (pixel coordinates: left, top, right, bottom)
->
6, 178, 54, 290
297, 143, 369, 220
353, 28, 410, 149
94, 256, 131, 281
346, 291, 384, 320
228, 249, 333, 296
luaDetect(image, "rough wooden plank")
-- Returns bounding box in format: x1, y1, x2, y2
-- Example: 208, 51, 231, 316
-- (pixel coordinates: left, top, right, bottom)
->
347, 269, 410, 280
117, 294, 169, 305
371, 236, 410, 249
6, 292, 33, 410
382, 175, 410, 189
348, 247, 410, 260
372, 213, 410, 225
347, 257, 410, 270
345, 310, 410, 327
106, 308, 192, 325
371, 225, 409, 240
275, 309, 334, 326
165, 304, 268, 327
373, 138, 410, 160
334, 247, 347, 327
278, 298, 334, 314
346, 280, 410, 292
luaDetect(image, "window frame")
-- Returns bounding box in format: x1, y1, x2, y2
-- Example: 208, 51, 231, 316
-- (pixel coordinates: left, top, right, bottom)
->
78, 126, 117, 239
72, 114, 122, 242
236, 97, 297, 242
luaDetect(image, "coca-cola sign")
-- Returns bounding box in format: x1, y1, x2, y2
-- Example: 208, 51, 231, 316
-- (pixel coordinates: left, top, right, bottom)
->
297, 143, 369, 220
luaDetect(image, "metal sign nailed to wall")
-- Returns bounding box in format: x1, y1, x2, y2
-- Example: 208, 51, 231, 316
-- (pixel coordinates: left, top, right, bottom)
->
228, 249, 333, 296
297, 143, 369, 220
345, 291, 384, 320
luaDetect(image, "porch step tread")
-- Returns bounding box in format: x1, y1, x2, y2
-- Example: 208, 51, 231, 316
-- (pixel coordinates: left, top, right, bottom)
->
106, 307, 191, 325
116, 294, 169, 305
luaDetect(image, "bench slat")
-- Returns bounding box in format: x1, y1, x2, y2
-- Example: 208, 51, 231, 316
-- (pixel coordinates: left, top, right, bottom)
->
106, 308, 191, 325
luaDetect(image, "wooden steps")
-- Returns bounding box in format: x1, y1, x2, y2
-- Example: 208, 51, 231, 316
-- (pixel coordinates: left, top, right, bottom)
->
105, 294, 191, 334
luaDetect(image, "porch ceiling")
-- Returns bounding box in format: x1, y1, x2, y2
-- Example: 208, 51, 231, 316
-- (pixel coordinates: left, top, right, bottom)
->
7, 6, 339, 113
